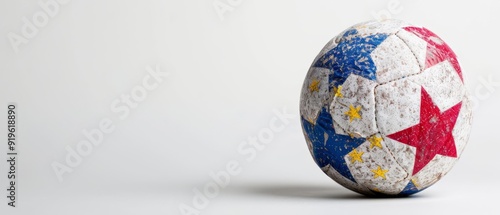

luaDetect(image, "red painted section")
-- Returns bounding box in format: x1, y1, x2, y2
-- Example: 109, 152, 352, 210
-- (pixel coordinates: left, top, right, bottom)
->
404, 26, 463, 82
387, 87, 462, 175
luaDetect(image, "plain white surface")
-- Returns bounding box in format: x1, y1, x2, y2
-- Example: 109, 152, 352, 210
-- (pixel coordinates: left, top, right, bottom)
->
0, 0, 499, 214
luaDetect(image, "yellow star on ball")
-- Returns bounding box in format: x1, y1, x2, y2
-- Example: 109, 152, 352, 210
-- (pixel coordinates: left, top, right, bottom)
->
333, 85, 343, 98
348, 149, 364, 163
368, 135, 383, 149
308, 79, 320, 93
345, 104, 361, 122
371, 166, 389, 180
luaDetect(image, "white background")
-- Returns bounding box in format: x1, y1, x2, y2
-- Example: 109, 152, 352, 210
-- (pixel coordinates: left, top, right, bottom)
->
0, 0, 499, 214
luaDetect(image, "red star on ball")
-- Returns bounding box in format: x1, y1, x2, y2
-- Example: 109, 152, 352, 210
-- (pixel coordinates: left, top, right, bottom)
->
387, 87, 462, 175
404, 26, 463, 82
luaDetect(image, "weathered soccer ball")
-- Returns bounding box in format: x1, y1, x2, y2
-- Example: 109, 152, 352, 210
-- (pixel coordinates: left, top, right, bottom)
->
300, 19, 472, 196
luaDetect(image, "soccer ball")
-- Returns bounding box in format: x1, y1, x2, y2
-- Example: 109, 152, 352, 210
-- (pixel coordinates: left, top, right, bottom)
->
300, 19, 472, 196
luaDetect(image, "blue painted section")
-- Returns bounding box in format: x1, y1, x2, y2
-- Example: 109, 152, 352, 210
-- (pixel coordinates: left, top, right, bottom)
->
398, 180, 421, 196
313, 29, 388, 87
301, 108, 366, 183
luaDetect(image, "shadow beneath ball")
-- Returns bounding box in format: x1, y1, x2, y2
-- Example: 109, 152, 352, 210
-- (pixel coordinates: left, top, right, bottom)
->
230, 184, 424, 200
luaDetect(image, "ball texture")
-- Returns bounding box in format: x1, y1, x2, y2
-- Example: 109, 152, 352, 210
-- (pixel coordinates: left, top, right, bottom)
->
300, 19, 472, 196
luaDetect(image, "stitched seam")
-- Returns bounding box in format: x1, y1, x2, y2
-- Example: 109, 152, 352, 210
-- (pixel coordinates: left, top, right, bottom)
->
370, 29, 422, 180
